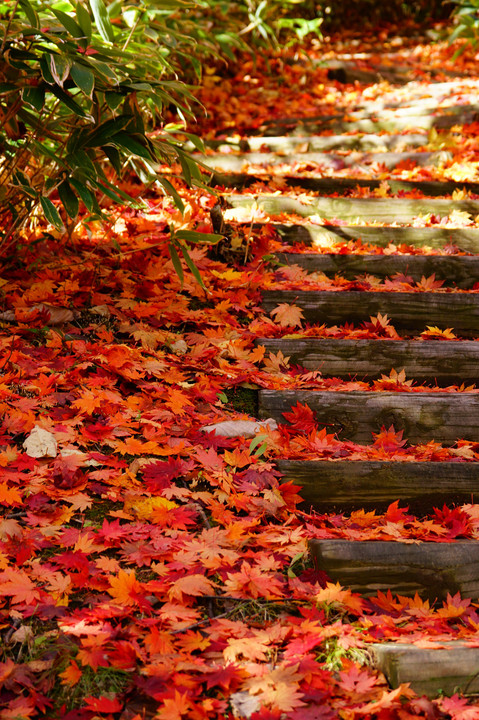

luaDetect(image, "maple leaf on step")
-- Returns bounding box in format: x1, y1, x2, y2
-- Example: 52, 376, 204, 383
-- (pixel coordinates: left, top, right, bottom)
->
415, 273, 444, 291
270, 303, 304, 328
421, 325, 456, 340
282, 402, 316, 433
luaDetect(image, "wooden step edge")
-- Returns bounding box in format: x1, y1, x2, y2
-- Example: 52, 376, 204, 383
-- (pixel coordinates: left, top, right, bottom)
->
185, 132, 429, 153
225, 195, 479, 224
212, 173, 478, 197
250, 223, 479, 253
257, 337, 479, 383
260, 289, 479, 337
308, 539, 479, 600
259, 389, 479, 445
273, 253, 479, 288
276, 460, 479, 513
372, 641, 479, 696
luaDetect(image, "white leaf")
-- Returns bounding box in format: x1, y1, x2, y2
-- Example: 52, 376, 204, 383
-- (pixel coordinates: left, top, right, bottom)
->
201, 418, 278, 438
230, 691, 261, 719
23, 426, 57, 458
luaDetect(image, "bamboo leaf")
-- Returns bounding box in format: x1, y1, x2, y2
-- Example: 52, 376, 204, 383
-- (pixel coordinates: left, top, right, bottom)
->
180, 244, 206, 290
40, 197, 64, 231
71, 62, 95, 97
169, 243, 184, 287
58, 181, 79, 219
89, 0, 115, 42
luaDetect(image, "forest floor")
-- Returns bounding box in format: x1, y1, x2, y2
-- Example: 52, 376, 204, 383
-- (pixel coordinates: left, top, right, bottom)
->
3, 19, 479, 720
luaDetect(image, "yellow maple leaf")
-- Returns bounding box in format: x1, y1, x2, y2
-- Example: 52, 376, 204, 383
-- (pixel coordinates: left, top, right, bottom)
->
124, 495, 177, 521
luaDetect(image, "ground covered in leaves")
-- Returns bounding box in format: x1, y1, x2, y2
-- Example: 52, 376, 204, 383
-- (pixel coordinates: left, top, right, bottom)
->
3, 25, 479, 720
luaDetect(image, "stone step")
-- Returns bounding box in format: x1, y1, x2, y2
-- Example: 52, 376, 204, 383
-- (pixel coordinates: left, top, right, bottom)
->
205, 150, 444, 172
226, 195, 479, 224
261, 290, 479, 336
276, 460, 479, 512
259, 389, 479, 444
274, 253, 479, 287
309, 540, 479, 600
373, 642, 479, 697
260, 108, 479, 136
190, 133, 429, 153
268, 224, 479, 253
215, 173, 477, 197
257, 338, 479, 383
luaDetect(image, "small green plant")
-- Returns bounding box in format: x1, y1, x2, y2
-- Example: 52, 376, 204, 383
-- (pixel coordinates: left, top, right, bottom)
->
316, 637, 372, 672
0, 0, 209, 255
449, 0, 479, 51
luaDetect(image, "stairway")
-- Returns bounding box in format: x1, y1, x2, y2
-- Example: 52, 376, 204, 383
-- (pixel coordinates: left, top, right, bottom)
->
201, 63, 479, 696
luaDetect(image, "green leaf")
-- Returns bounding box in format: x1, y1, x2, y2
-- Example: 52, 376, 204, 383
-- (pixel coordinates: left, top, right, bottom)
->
75, 2, 92, 41
180, 244, 206, 290
169, 243, 184, 287
40, 197, 64, 231
69, 177, 97, 213
89, 0, 115, 43
111, 132, 152, 159
22, 85, 45, 112
19, 0, 39, 28
249, 434, 268, 453
52, 9, 85, 39
39, 54, 55, 84
158, 177, 184, 213
48, 84, 88, 118
71, 62, 95, 96
102, 146, 122, 176
175, 230, 223, 245
50, 54, 71, 87
58, 181, 79, 219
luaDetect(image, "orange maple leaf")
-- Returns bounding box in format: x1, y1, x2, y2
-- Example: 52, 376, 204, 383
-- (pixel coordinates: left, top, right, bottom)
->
59, 660, 82, 687
0, 569, 41, 605
168, 574, 217, 602
0, 483, 21, 506
166, 387, 194, 415
107, 569, 143, 606
270, 303, 304, 327
224, 561, 284, 600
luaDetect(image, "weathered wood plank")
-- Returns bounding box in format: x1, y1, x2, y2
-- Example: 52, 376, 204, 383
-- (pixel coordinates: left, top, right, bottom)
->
205, 150, 441, 172
227, 195, 479, 224
261, 290, 479, 335
373, 642, 479, 697
215, 174, 476, 196
274, 253, 479, 287
276, 460, 479, 512
309, 539, 479, 599
257, 338, 479, 382
259, 389, 479, 443
270, 224, 479, 253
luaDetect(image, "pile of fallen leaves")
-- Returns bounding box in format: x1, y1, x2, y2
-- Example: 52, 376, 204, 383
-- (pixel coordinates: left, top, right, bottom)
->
2, 28, 479, 720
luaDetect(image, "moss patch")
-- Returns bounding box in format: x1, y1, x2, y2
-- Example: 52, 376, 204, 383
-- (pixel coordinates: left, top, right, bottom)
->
224, 385, 258, 416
